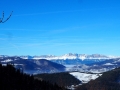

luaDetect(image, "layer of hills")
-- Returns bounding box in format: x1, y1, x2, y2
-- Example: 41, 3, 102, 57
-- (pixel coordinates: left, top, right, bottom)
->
0, 54, 120, 74
1, 54, 120, 89
1, 57, 120, 90
0, 56, 66, 74
67, 58, 120, 73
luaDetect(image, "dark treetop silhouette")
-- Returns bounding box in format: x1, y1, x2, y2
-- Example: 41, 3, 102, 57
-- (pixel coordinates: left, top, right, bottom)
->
0, 11, 13, 23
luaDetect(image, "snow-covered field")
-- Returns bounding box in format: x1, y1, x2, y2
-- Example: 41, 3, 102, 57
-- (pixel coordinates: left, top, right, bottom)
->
70, 72, 102, 83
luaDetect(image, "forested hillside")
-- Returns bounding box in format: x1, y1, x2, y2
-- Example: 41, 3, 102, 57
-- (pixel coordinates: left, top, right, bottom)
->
0, 64, 66, 90
34, 72, 81, 87
76, 67, 120, 90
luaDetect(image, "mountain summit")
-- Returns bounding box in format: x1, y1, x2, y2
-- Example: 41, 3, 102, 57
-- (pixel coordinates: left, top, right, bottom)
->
20, 53, 117, 60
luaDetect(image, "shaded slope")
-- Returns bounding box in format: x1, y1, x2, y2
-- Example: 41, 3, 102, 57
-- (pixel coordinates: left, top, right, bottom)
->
0, 57, 66, 73
34, 72, 81, 87
76, 67, 120, 90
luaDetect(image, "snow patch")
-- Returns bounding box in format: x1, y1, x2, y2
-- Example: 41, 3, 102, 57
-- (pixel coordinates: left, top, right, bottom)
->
103, 63, 114, 65
1, 59, 13, 62
70, 72, 102, 83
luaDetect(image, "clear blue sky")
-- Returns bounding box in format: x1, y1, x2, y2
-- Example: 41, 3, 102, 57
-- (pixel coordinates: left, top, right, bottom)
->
0, 0, 120, 56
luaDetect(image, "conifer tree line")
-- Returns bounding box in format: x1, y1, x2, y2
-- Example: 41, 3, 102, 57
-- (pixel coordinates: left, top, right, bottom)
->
0, 11, 13, 23
0, 63, 67, 90
34, 72, 81, 87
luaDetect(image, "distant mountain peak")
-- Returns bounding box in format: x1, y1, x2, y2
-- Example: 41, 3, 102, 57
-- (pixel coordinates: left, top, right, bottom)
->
18, 53, 118, 60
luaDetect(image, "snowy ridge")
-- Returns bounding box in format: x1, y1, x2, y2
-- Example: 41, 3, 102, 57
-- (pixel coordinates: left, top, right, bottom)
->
20, 53, 117, 60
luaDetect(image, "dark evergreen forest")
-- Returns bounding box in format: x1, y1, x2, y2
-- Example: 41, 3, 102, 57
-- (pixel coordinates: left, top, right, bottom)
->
34, 72, 81, 87
0, 63, 66, 90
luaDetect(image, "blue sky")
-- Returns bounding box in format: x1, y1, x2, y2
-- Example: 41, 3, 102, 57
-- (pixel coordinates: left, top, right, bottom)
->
0, 0, 120, 56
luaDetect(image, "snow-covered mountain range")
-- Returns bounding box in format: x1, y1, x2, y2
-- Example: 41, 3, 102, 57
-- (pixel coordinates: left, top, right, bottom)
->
19, 53, 118, 60
0, 53, 120, 74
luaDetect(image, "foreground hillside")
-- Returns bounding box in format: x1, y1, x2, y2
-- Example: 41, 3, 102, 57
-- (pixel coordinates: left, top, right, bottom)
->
0, 64, 66, 90
34, 72, 81, 87
76, 67, 120, 90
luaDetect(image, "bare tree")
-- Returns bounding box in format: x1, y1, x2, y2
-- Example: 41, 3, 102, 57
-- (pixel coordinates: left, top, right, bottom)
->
0, 11, 13, 23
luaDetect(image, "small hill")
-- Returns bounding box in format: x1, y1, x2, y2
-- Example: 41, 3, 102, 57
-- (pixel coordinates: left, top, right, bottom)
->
34, 72, 81, 87
76, 67, 120, 90
0, 56, 66, 74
